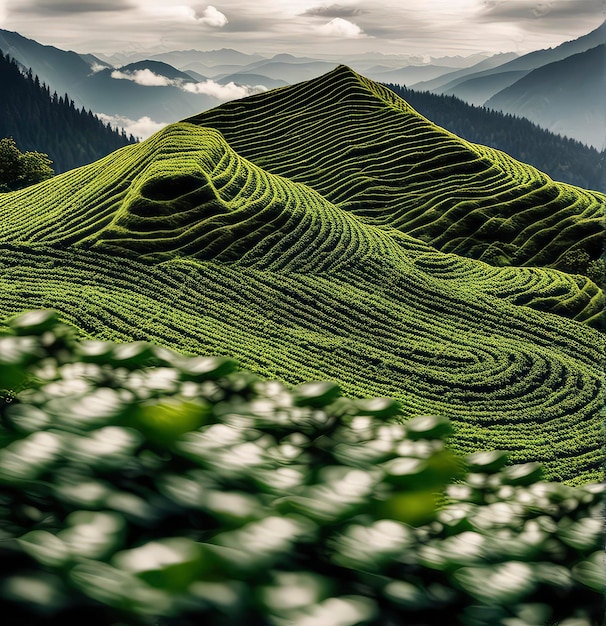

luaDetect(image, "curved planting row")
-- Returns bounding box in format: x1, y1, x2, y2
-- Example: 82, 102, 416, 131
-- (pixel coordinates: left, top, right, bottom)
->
402, 237, 603, 325
0, 66, 603, 485
0, 244, 602, 483
188, 65, 605, 274
0, 124, 390, 275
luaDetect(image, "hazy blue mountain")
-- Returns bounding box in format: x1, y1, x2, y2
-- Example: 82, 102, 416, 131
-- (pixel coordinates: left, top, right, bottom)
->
485, 44, 606, 149
78, 53, 111, 71
423, 20, 606, 102
70, 66, 221, 122
411, 52, 519, 91
387, 83, 604, 192
337, 51, 496, 73
150, 48, 266, 68
0, 51, 135, 173
222, 56, 339, 83
0, 29, 99, 96
362, 64, 458, 85
441, 70, 529, 106
3, 24, 603, 148
116, 60, 199, 82
183, 69, 209, 82
0, 31, 266, 126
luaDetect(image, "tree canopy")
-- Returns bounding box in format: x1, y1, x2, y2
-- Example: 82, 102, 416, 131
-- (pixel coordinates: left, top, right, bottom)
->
0, 137, 54, 192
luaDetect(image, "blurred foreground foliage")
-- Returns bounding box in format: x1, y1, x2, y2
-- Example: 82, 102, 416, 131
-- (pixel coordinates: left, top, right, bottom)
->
0, 310, 604, 626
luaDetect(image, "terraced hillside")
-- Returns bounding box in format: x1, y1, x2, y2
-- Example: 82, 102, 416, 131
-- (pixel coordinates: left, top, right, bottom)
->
188, 65, 605, 277
0, 67, 604, 484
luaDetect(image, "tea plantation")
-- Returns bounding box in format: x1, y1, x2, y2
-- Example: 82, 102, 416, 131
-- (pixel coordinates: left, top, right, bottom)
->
0, 67, 603, 485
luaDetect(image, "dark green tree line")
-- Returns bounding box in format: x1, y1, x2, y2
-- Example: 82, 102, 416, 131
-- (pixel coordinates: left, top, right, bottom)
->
0, 52, 137, 174
0, 137, 53, 191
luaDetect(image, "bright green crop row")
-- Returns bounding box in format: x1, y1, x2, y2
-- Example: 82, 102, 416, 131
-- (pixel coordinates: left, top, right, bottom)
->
0, 120, 601, 326
0, 245, 602, 483
0, 311, 604, 626
188, 65, 605, 277
0, 65, 603, 486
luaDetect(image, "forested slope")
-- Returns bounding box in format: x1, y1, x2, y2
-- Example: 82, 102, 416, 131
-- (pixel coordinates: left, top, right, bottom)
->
385, 83, 605, 193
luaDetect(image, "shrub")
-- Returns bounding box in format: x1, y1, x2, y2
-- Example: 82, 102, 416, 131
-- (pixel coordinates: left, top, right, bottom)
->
0, 311, 603, 625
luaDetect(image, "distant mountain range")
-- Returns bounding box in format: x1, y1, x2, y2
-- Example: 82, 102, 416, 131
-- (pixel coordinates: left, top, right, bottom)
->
485, 44, 606, 150
0, 22, 604, 152
387, 84, 605, 192
414, 21, 606, 149
0, 52, 135, 173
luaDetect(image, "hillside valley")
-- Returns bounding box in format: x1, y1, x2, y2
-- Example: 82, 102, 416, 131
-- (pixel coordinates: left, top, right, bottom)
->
0, 66, 604, 485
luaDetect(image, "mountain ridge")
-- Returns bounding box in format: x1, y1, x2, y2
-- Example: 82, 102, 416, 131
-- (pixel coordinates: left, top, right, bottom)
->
485, 44, 606, 150
418, 19, 606, 95
187, 65, 605, 275
0, 51, 135, 173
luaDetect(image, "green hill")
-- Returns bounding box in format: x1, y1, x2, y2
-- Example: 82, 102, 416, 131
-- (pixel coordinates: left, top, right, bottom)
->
0, 66, 604, 483
187, 66, 604, 276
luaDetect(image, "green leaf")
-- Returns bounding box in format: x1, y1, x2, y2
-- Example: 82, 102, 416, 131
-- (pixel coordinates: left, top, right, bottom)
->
0, 431, 62, 483
58, 511, 126, 560
129, 399, 211, 445
4, 404, 52, 433
112, 537, 206, 591
405, 415, 451, 440
465, 450, 509, 473
45, 388, 130, 429
179, 356, 239, 381
557, 517, 603, 552
293, 381, 341, 407
501, 462, 543, 486
571, 552, 606, 591
0, 336, 41, 389
18, 530, 69, 567
280, 595, 377, 626
8, 310, 59, 335
353, 397, 400, 418
454, 562, 536, 605
110, 342, 156, 369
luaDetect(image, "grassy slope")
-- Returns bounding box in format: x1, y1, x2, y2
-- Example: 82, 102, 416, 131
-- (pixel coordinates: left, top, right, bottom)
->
187, 65, 605, 274
0, 68, 604, 483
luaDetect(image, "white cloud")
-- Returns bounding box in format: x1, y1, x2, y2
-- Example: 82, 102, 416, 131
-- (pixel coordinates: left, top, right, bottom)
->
182, 79, 267, 100
148, 4, 197, 21
317, 17, 365, 37
5, 0, 604, 58
111, 68, 173, 86
89, 62, 107, 74
109, 68, 266, 100
146, 3, 227, 26
96, 112, 166, 140
196, 5, 228, 27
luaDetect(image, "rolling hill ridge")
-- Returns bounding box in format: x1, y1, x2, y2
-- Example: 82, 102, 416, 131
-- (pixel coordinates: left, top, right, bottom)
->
187, 66, 605, 276
0, 66, 604, 484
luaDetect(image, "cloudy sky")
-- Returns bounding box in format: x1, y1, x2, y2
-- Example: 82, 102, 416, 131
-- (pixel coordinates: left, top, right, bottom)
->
0, 0, 604, 58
